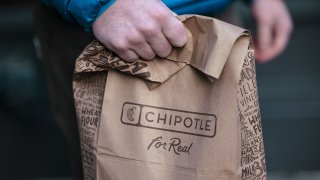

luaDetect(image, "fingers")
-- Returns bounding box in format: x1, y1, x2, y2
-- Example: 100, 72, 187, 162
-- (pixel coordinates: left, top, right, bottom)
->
92, 0, 188, 62
255, 21, 292, 63
108, 41, 155, 63
117, 50, 139, 63
255, 25, 281, 63
135, 15, 187, 58
107, 41, 139, 62
162, 17, 188, 47
254, 2, 274, 62
127, 31, 156, 60
256, 21, 272, 53
273, 12, 293, 56
110, 18, 186, 61
253, 0, 293, 63
146, 31, 172, 58
255, 21, 275, 62
106, 30, 173, 62
269, 22, 291, 59
130, 43, 155, 60
255, 21, 291, 63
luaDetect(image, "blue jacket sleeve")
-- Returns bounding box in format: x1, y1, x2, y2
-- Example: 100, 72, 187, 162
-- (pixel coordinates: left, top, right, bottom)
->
42, 0, 114, 31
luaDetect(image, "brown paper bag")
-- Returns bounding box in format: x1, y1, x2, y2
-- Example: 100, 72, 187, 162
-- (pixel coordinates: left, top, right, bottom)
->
73, 15, 267, 180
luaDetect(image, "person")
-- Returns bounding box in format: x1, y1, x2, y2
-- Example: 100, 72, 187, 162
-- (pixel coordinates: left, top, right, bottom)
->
42, 0, 293, 63
34, 0, 292, 179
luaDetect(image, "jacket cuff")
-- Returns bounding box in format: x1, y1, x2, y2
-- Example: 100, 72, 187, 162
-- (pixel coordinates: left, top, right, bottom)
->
68, 0, 110, 31
98, 0, 117, 17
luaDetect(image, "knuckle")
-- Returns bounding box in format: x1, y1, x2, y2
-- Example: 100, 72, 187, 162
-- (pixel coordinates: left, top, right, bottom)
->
127, 33, 144, 45
176, 29, 188, 46
153, 10, 169, 21
121, 51, 138, 62
157, 45, 172, 57
125, 57, 138, 62
163, 20, 187, 47
140, 23, 159, 37
111, 40, 128, 52
144, 52, 156, 60
138, 47, 155, 60
172, 33, 187, 47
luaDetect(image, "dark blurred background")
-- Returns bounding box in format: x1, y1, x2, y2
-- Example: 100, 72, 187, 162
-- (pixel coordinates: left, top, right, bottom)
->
0, 0, 320, 179
0, 0, 71, 179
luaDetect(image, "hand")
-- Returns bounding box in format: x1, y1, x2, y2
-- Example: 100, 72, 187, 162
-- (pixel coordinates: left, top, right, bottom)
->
252, 0, 293, 63
92, 0, 187, 62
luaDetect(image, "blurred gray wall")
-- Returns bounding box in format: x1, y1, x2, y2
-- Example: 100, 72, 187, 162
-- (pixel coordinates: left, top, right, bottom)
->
244, 0, 320, 173
0, 3, 71, 179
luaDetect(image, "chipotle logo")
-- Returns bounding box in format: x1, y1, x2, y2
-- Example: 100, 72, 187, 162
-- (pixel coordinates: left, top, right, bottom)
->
121, 102, 217, 138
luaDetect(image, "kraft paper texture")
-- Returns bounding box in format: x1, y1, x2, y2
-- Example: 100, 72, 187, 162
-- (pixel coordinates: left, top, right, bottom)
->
73, 15, 266, 180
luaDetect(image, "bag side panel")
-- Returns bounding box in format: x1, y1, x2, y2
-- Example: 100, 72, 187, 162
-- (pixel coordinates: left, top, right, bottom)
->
73, 72, 107, 180
237, 50, 267, 180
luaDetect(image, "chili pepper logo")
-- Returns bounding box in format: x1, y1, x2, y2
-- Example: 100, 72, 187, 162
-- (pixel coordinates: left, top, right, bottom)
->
127, 107, 136, 121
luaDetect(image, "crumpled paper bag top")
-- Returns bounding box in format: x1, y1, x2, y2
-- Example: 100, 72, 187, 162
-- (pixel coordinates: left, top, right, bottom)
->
74, 15, 248, 87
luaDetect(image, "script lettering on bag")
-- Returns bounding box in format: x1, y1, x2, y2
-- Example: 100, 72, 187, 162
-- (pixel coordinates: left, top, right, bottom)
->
147, 136, 193, 155
121, 102, 217, 137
